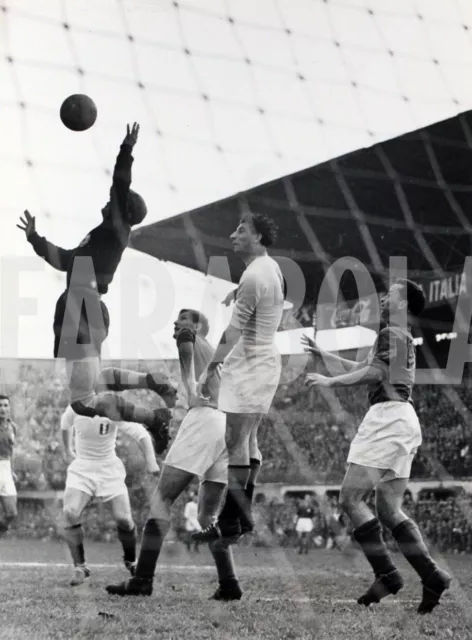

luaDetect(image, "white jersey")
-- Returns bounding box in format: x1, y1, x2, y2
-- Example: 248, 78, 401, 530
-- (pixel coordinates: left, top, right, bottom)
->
219, 254, 284, 413
229, 255, 284, 349
60, 405, 157, 470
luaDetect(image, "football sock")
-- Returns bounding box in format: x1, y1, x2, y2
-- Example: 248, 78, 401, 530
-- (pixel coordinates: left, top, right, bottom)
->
219, 466, 250, 521
209, 540, 238, 586
117, 524, 137, 564
353, 518, 397, 577
96, 368, 148, 391
391, 519, 438, 582
65, 524, 86, 566
135, 518, 170, 581
71, 394, 155, 426
246, 458, 261, 504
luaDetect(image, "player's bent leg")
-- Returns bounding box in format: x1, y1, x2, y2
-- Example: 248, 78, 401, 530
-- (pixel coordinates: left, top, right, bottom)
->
208, 539, 242, 601
107, 492, 138, 575
219, 413, 257, 538
97, 368, 177, 408
63, 487, 93, 586
192, 480, 227, 543
242, 416, 263, 534
339, 464, 403, 606
376, 477, 451, 614
106, 465, 194, 597
0, 496, 17, 532
71, 392, 171, 453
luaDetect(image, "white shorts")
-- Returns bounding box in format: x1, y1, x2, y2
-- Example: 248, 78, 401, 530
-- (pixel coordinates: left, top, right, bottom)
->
165, 406, 227, 484
0, 460, 16, 497
296, 518, 313, 533
65, 457, 127, 502
218, 346, 281, 413
347, 401, 422, 479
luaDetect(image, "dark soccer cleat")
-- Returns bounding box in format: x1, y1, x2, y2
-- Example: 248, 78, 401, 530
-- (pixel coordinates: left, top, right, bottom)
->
417, 568, 451, 614
210, 584, 243, 601
192, 523, 221, 543
147, 408, 172, 454
357, 570, 404, 606
146, 372, 178, 408
106, 577, 153, 597
70, 565, 91, 587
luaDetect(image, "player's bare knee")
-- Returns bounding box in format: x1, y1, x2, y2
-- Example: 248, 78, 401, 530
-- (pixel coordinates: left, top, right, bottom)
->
116, 517, 134, 531
63, 507, 81, 526
338, 490, 360, 515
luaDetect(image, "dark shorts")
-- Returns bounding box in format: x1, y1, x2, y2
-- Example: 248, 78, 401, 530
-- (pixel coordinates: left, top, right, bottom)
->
53, 288, 110, 359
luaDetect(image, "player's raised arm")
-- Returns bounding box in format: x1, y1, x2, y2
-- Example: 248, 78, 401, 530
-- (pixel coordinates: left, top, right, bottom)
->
60, 407, 76, 464
301, 334, 367, 374
176, 327, 198, 407
18, 210, 74, 272
108, 123, 140, 233
118, 422, 159, 474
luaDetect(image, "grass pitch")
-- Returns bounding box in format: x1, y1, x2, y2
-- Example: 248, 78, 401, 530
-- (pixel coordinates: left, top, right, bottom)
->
0, 538, 471, 639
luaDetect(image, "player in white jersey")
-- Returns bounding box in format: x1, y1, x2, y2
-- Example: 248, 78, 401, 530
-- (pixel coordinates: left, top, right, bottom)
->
61, 404, 160, 586
200, 212, 284, 539
106, 309, 243, 601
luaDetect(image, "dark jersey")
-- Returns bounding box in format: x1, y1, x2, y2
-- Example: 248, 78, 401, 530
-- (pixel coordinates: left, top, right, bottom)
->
0, 420, 16, 460
28, 143, 133, 295
367, 325, 415, 406
297, 506, 315, 519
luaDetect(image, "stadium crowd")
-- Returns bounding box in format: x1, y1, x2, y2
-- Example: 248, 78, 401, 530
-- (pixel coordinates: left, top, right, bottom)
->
3, 359, 472, 553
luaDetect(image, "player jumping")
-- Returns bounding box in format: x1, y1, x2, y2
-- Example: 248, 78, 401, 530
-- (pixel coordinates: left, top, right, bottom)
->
18, 123, 174, 448
106, 309, 242, 601
61, 404, 160, 586
304, 279, 451, 614
0, 395, 18, 534
197, 212, 284, 541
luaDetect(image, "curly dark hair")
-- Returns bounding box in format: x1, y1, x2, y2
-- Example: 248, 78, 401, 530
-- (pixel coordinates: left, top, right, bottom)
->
241, 212, 278, 247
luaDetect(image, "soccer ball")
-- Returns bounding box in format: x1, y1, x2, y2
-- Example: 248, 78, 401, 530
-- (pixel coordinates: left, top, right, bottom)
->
60, 94, 97, 132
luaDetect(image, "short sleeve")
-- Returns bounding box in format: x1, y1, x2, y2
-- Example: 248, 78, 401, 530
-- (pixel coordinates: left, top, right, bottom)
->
229, 273, 264, 330
118, 422, 149, 441
60, 406, 76, 431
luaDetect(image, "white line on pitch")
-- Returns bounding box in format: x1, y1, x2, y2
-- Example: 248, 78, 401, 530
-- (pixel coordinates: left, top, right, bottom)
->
0, 562, 215, 571
255, 597, 416, 604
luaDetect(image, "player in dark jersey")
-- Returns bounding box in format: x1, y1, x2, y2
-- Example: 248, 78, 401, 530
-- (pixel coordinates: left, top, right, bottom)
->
304, 279, 451, 614
295, 497, 315, 554
0, 395, 18, 534
18, 124, 174, 450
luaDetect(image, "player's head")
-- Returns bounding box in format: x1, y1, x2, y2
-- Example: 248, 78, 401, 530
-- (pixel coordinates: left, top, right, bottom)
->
127, 190, 147, 225
0, 395, 10, 419
380, 279, 426, 321
230, 212, 278, 256
101, 189, 147, 226
173, 309, 210, 338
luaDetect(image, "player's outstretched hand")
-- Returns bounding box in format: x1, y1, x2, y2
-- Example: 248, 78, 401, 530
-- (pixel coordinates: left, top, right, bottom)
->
123, 122, 140, 147
222, 290, 236, 307
17, 210, 36, 238
305, 373, 332, 388
301, 334, 322, 357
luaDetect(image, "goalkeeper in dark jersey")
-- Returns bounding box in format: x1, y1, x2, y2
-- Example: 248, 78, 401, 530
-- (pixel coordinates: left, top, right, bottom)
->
17, 123, 174, 452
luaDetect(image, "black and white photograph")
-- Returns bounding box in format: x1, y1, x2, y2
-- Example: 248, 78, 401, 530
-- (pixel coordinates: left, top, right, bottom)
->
1, 1, 472, 638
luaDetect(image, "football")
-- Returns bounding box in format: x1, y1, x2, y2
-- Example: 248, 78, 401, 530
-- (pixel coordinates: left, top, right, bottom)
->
60, 94, 97, 132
